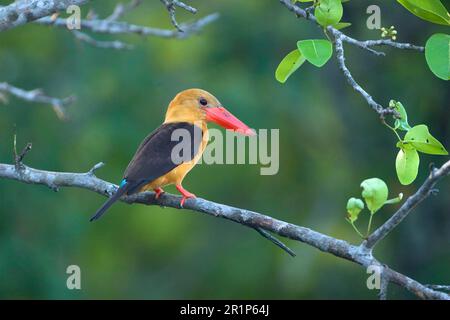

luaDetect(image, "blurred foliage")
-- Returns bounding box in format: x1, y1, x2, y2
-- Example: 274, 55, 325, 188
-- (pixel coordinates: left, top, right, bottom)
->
0, 0, 449, 299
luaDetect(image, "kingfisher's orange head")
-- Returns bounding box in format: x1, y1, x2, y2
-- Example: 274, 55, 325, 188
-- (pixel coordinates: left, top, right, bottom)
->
164, 88, 255, 135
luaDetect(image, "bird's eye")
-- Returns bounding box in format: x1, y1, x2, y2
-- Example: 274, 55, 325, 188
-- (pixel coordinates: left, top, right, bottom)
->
199, 98, 208, 106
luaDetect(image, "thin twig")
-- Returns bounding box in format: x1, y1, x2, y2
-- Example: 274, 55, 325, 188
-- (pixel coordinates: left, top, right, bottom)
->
279, 0, 423, 53
425, 285, 450, 292
278, 0, 423, 120
160, 0, 198, 32
88, 162, 106, 176
0, 82, 75, 119
254, 227, 296, 257
379, 267, 389, 300
0, 1, 217, 49
333, 37, 395, 119
106, 0, 142, 22
72, 30, 134, 50
36, 13, 219, 40
15, 143, 32, 166
349, 38, 424, 52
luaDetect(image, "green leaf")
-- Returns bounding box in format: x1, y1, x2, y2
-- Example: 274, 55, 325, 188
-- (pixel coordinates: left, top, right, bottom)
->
297, 39, 333, 67
360, 178, 389, 214
346, 197, 364, 223
390, 100, 411, 131
397, 0, 450, 26
404, 124, 448, 155
425, 33, 450, 80
315, 0, 343, 27
275, 49, 306, 83
332, 22, 351, 30
396, 147, 420, 185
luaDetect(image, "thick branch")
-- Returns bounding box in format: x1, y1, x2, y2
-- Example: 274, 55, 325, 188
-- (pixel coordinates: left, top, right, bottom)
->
0, 0, 89, 31
0, 82, 75, 119
0, 160, 448, 300
364, 161, 450, 248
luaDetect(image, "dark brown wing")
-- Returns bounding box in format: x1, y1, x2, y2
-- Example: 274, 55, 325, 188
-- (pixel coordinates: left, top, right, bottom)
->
123, 122, 202, 194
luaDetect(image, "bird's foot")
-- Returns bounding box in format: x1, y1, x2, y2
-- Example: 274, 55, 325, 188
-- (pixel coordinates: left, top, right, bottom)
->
154, 187, 165, 200
180, 193, 196, 207
176, 185, 196, 207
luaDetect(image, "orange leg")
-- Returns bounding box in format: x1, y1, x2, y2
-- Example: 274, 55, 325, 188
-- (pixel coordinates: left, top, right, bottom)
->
176, 184, 196, 207
154, 187, 165, 200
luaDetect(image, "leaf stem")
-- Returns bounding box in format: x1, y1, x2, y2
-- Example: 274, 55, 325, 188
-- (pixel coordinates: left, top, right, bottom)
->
367, 213, 374, 237
383, 120, 402, 142
384, 193, 403, 205
348, 220, 364, 238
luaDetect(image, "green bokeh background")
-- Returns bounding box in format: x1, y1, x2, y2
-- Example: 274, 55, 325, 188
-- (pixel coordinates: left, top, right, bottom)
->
0, 1, 449, 299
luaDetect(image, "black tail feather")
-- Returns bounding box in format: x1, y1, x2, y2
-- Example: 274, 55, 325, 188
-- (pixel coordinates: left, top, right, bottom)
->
90, 184, 130, 222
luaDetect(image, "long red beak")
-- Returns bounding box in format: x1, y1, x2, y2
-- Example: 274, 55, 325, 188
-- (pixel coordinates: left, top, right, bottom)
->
204, 107, 256, 136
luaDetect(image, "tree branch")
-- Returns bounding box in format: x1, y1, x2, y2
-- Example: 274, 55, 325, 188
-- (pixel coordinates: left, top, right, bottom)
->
160, 0, 198, 32
0, 156, 449, 300
343, 38, 424, 53
0, 82, 75, 119
378, 269, 389, 300
278, 0, 424, 120
333, 37, 393, 118
72, 30, 134, 50
0, 0, 89, 32
36, 12, 219, 40
426, 285, 450, 292
14, 140, 32, 168
0, 1, 218, 49
106, 0, 142, 22
254, 227, 296, 257
0, 1, 217, 117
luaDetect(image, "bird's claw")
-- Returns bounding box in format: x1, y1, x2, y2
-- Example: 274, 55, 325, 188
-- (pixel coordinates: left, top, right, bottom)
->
154, 187, 165, 200
176, 184, 196, 207
180, 193, 196, 207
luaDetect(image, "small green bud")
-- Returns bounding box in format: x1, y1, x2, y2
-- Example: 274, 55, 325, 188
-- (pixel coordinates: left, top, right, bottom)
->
347, 197, 364, 223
